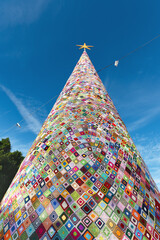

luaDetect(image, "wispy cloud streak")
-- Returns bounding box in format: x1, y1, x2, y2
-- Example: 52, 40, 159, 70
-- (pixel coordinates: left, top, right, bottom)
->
105, 76, 160, 133
128, 107, 160, 132
0, 0, 51, 27
133, 134, 160, 190
0, 84, 41, 134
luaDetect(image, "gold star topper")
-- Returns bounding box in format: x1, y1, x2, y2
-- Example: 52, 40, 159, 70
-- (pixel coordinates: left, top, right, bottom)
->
76, 43, 93, 50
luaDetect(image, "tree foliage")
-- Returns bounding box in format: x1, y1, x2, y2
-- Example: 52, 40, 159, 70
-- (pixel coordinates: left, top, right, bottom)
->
0, 138, 24, 201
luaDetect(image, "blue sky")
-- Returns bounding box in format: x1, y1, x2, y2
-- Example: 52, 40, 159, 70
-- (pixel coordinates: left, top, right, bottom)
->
0, 0, 160, 188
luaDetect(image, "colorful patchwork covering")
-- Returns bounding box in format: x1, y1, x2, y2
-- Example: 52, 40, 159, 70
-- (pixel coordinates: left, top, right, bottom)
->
0, 50, 160, 240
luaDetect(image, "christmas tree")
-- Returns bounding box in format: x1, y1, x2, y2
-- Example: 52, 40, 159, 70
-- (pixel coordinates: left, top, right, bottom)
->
0, 46, 160, 240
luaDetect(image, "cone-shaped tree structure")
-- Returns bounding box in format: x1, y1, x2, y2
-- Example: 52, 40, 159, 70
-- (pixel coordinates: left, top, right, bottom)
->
0, 50, 160, 240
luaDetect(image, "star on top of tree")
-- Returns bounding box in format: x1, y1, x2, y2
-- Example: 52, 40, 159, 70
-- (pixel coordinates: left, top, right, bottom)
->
76, 43, 93, 50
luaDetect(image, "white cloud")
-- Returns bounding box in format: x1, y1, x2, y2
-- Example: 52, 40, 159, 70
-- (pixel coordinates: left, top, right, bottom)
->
0, 84, 41, 134
133, 134, 160, 190
12, 141, 32, 156
0, 0, 51, 27
127, 106, 160, 132
3, 135, 33, 156
17, 92, 48, 122
104, 75, 160, 133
